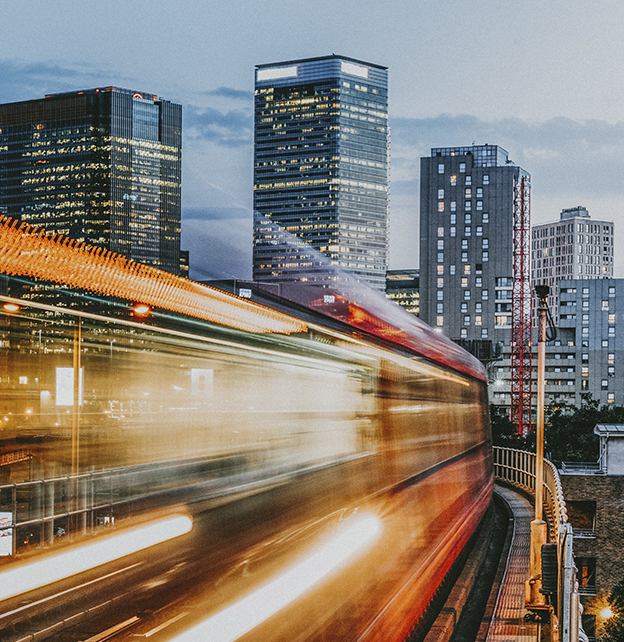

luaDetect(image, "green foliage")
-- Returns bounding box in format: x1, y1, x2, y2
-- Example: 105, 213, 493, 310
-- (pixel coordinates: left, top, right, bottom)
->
490, 395, 624, 466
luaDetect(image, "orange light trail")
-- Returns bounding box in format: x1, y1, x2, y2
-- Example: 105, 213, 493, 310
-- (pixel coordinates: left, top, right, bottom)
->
0, 217, 307, 335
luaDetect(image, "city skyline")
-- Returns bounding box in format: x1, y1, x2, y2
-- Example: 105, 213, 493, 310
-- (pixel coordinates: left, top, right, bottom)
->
3, 1, 624, 280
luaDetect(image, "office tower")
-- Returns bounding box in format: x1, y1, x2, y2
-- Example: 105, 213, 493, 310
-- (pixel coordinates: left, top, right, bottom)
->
385, 269, 420, 316
0, 87, 182, 275
253, 55, 389, 291
420, 144, 530, 343
531, 206, 614, 324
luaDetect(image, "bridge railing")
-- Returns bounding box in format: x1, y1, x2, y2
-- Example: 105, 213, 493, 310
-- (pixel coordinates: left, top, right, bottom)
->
493, 446, 581, 642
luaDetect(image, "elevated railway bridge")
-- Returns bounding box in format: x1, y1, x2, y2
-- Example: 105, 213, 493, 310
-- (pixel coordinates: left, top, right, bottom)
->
0, 218, 584, 641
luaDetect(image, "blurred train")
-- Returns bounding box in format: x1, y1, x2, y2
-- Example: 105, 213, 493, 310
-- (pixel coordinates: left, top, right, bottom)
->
0, 218, 493, 641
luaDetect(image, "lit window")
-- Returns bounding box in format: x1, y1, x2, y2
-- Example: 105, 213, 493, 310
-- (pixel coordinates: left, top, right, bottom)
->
437, 240, 444, 250
464, 264, 471, 274
438, 202, 445, 212
475, 315, 482, 326
602, 300, 609, 310
461, 328, 467, 338
19, 376, 28, 385
437, 277, 444, 287
608, 353, 615, 364
437, 227, 444, 237
437, 265, 444, 275
608, 393, 615, 403
465, 188, 472, 198
438, 189, 445, 200
450, 202, 457, 212
450, 175, 457, 186
461, 277, 468, 287
609, 313, 616, 323
437, 315, 444, 326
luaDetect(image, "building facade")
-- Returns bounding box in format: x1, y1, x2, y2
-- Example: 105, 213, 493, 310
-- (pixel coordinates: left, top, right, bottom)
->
0, 87, 182, 275
253, 55, 389, 290
491, 278, 624, 411
419, 144, 530, 345
531, 206, 614, 324
385, 269, 419, 316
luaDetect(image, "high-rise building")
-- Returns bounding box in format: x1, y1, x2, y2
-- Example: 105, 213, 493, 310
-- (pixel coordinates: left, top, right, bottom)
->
0, 87, 182, 275
419, 144, 530, 344
531, 206, 614, 324
385, 269, 419, 316
253, 55, 389, 291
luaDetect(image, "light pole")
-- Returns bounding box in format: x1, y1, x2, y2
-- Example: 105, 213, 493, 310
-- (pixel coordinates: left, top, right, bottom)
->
527, 285, 556, 614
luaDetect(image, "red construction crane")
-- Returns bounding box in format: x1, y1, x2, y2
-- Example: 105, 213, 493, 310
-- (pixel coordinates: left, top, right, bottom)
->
510, 174, 532, 435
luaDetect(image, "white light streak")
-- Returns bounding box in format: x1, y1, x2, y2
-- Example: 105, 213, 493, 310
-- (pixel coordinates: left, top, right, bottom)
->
171, 514, 381, 642
0, 514, 192, 602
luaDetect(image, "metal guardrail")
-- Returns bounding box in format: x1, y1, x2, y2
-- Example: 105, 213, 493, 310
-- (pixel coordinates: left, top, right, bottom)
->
493, 446, 582, 642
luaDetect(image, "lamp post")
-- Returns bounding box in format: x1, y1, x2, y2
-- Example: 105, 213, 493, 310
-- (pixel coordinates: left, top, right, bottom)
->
527, 285, 550, 610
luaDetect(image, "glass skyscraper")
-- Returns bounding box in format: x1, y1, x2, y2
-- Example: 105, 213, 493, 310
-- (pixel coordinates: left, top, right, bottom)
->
0, 87, 182, 274
253, 55, 389, 290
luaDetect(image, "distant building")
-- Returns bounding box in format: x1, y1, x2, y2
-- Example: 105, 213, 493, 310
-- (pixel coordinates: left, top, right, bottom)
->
385, 269, 419, 315
491, 278, 624, 412
531, 206, 614, 324
560, 424, 624, 639
419, 144, 530, 344
0, 87, 182, 275
253, 55, 389, 290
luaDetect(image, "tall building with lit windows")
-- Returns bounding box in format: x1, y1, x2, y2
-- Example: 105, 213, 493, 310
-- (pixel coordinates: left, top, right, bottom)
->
0, 87, 182, 275
531, 206, 614, 325
420, 144, 530, 345
253, 55, 389, 290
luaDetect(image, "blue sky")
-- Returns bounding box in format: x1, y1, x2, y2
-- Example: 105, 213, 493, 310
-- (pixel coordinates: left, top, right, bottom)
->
3, 0, 624, 278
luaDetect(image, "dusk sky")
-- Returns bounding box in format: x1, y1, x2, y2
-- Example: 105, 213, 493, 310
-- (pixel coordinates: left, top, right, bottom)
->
3, 0, 624, 280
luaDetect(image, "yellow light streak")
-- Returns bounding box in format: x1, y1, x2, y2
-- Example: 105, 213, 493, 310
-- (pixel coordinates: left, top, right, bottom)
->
0, 217, 306, 335
171, 514, 381, 642
0, 514, 192, 602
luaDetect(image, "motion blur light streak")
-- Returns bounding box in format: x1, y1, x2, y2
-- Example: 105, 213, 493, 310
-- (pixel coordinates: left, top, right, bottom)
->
172, 514, 382, 642
0, 216, 307, 335
0, 514, 192, 602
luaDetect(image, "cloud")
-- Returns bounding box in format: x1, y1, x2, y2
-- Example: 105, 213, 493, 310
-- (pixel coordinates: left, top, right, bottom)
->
204, 87, 254, 101
184, 104, 252, 148
0, 59, 110, 103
